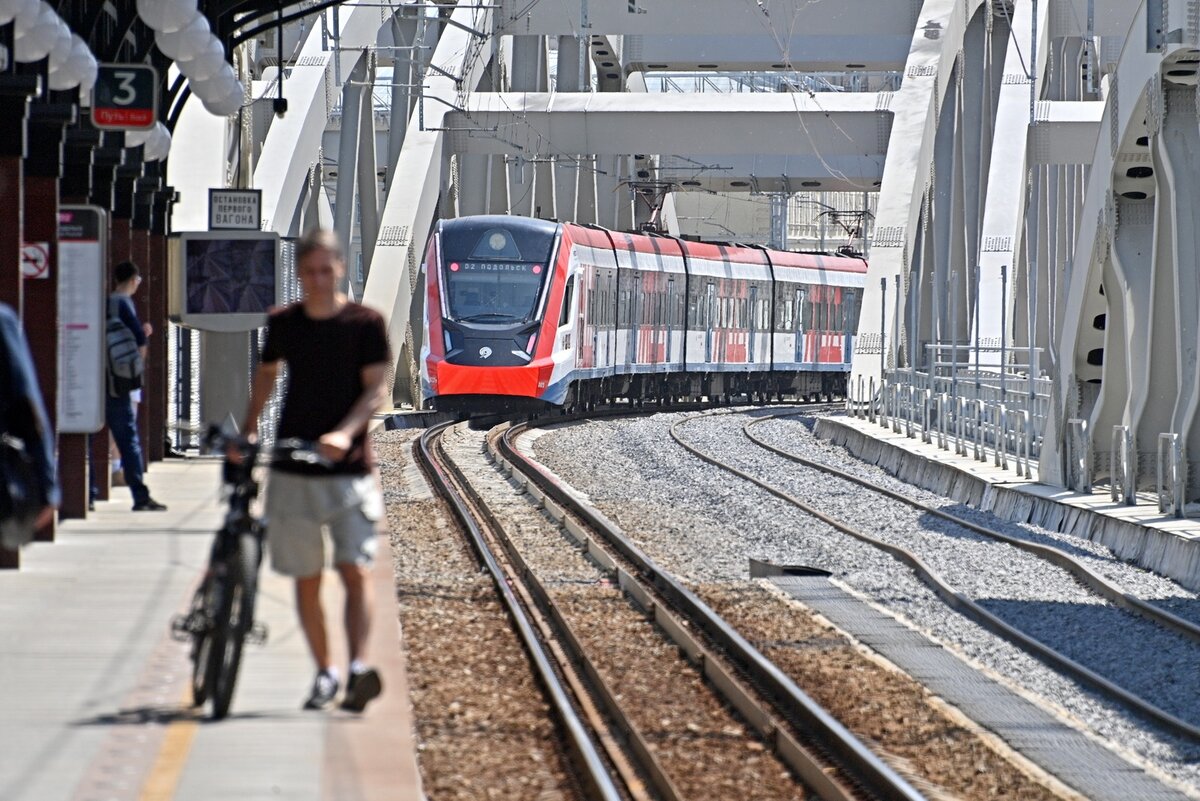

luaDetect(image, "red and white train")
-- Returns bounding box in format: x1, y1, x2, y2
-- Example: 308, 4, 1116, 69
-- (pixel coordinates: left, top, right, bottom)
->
420, 215, 866, 415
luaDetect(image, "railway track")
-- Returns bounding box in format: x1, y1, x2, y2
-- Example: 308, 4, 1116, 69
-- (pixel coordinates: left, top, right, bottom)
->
668, 408, 1200, 743
417, 417, 928, 801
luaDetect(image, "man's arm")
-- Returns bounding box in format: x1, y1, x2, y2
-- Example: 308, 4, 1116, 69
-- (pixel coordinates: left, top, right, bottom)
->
318, 362, 389, 461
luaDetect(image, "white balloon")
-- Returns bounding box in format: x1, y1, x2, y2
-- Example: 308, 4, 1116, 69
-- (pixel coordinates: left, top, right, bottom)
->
202, 78, 244, 116
14, 3, 57, 62
157, 0, 199, 34
47, 16, 72, 66
138, 0, 196, 32
135, 0, 168, 30
0, 0, 35, 25
124, 128, 153, 148
154, 13, 209, 60
187, 69, 225, 103
77, 51, 98, 93
178, 36, 226, 81
147, 124, 173, 162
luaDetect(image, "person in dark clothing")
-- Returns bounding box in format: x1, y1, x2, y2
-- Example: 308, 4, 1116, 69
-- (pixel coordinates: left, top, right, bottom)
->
236, 229, 390, 712
106, 261, 166, 512
0, 302, 58, 548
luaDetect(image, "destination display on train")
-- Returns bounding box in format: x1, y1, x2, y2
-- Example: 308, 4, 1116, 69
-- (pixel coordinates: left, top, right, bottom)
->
450, 261, 543, 273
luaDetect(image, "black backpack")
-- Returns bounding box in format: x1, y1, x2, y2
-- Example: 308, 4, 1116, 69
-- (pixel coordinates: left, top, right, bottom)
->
106, 296, 144, 392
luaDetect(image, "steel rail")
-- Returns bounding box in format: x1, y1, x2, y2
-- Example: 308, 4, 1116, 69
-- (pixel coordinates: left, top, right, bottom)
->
668, 412, 1200, 742
416, 422, 627, 801
497, 419, 926, 801
743, 412, 1200, 646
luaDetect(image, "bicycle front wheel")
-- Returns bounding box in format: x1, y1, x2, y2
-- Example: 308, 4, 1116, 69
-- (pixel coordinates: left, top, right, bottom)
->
206, 533, 261, 720
189, 580, 216, 706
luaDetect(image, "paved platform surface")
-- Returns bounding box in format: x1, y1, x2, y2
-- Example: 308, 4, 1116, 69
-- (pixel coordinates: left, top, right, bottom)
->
0, 458, 423, 801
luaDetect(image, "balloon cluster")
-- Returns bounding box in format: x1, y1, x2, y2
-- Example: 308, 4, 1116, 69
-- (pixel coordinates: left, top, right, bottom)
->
0, 0, 99, 93
136, 0, 245, 117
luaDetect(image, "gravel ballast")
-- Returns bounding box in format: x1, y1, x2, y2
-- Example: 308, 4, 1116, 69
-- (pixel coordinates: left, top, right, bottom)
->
377, 431, 581, 801
528, 410, 1200, 795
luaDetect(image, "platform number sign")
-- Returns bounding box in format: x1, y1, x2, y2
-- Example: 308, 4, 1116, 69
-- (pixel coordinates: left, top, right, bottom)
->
91, 64, 158, 131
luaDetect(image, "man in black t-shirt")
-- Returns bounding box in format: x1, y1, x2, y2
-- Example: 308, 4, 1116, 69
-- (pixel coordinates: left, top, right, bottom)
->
239, 229, 391, 712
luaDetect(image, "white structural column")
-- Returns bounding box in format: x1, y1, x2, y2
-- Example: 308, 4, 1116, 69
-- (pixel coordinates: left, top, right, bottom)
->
1041, 0, 1200, 490
851, 0, 978, 388
973, 0, 1049, 371
357, 54, 382, 279
385, 8, 424, 198
362, 3, 495, 403
334, 54, 368, 260
1160, 88, 1200, 478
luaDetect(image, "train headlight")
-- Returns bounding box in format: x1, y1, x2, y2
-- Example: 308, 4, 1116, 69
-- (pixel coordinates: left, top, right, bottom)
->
488, 232, 507, 251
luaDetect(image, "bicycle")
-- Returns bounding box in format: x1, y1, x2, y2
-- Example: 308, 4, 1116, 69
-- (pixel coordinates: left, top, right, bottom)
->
171, 427, 327, 719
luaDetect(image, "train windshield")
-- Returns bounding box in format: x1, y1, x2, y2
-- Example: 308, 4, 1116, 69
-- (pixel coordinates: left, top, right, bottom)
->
440, 223, 556, 323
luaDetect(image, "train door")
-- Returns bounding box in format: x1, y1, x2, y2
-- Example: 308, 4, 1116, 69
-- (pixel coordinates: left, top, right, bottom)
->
841, 288, 856, 364
705, 282, 716, 363
666, 278, 675, 363
748, 285, 758, 363
794, 287, 806, 363
627, 272, 640, 365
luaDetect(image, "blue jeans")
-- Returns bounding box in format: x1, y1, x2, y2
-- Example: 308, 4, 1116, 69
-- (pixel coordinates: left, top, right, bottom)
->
105, 393, 150, 506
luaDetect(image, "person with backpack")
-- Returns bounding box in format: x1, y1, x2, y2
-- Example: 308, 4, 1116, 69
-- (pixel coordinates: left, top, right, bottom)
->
103, 260, 166, 512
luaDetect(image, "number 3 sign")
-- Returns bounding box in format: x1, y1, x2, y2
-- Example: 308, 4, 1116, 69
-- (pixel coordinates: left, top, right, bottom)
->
91, 64, 158, 130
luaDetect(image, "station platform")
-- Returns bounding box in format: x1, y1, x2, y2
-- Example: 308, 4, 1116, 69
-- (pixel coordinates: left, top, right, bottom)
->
0, 458, 423, 801
816, 414, 1200, 592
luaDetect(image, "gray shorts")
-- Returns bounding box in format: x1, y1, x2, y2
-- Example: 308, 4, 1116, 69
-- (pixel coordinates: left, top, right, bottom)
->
264, 470, 384, 577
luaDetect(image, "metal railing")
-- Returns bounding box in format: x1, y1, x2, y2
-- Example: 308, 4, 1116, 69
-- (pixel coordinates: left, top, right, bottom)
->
846, 371, 1039, 480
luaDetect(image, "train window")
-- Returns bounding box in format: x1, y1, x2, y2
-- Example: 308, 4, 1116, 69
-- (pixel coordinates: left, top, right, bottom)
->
560, 276, 575, 326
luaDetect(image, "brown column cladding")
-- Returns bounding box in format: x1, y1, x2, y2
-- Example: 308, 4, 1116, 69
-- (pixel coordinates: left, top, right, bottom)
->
22, 176, 59, 542
131, 225, 152, 462
0, 75, 36, 569
147, 231, 167, 462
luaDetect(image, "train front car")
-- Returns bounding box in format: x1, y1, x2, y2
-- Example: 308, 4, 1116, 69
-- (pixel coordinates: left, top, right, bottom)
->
420, 216, 569, 416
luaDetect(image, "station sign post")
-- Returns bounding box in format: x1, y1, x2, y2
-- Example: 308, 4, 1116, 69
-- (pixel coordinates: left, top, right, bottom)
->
208, 189, 262, 231
91, 64, 158, 130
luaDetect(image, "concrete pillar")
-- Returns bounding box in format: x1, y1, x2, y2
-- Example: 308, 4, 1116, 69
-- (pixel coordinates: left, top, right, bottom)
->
595, 155, 621, 229
554, 158, 578, 222
556, 36, 581, 92
487, 154, 508, 215
534, 160, 555, 220
615, 157, 634, 231
576, 156, 598, 225
508, 36, 542, 216
458, 154, 489, 216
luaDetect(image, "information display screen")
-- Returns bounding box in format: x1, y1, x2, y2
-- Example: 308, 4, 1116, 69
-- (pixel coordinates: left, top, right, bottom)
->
172, 231, 280, 331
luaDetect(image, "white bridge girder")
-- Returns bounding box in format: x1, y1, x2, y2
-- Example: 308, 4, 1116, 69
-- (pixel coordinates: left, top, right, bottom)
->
1044, 2, 1200, 500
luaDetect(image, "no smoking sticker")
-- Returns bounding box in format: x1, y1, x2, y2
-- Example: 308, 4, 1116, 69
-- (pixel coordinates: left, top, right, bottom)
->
21, 242, 49, 279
